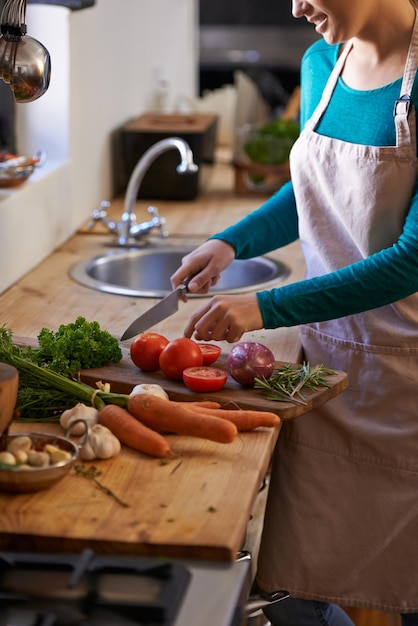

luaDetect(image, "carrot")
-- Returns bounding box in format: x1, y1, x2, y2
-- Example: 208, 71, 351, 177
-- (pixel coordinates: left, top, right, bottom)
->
186, 400, 222, 409
99, 404, 171, 458
127, 394, 237, 444
185, 404, 281, 431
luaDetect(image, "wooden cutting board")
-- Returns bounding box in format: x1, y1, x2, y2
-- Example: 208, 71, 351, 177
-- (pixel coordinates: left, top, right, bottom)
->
80, 348, 348, 421
14, 337, 348, 419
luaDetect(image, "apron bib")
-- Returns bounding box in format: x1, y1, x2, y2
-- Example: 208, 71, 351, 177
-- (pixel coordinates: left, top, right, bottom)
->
256, 18, 418, 612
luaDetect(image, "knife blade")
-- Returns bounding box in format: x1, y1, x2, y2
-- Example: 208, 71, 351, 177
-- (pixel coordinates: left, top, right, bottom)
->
120, 278, 190, 341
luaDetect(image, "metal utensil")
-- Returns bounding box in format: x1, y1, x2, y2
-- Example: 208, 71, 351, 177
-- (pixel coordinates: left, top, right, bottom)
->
0, 0, 51, 102
120, 277, 191, 341
11, 34, 51, 102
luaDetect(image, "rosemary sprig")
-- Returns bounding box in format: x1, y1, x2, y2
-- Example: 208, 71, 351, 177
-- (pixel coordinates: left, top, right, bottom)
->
74, 464, 129, 508
254, 362, 336, 404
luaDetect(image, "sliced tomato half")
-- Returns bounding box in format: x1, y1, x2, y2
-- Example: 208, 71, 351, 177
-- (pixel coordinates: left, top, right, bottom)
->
182, 366, 227, 392
197, 343, 222, 365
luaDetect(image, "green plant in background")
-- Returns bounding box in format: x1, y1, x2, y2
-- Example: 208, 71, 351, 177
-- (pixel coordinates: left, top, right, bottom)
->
244, 118, 300, 165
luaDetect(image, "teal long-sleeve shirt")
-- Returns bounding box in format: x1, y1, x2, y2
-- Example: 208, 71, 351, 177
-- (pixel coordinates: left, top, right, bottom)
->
211, 39, 418, 328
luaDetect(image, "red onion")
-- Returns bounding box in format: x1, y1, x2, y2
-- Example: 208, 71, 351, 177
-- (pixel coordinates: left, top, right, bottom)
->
226, 341, 275, 387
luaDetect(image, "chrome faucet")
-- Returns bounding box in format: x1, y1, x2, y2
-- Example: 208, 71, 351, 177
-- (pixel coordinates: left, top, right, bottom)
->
89, 137, 199, 246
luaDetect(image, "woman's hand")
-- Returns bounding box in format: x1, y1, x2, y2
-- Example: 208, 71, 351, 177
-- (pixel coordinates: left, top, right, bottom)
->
170, 239, 235, 295
183, 293, 264, 343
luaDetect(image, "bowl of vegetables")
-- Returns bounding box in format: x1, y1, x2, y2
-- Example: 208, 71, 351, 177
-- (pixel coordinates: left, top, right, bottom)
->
0, 432, 79, 493
234, 118, 299, 194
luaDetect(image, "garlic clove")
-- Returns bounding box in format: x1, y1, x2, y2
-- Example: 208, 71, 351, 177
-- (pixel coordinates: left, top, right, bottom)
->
27, 450, 50, 467
14, 449, 28, 465
6, 435, 32, 454
0, 451, 16, 465
45, 444, 72, 465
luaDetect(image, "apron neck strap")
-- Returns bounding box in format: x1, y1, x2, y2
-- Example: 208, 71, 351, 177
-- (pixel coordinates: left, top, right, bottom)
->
399, 10, 418, 100
394, 10, 418, 148
306, 41, 353, 130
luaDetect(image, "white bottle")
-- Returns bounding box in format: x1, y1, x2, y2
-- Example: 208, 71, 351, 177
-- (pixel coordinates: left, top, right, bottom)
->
154, 79, 171, 113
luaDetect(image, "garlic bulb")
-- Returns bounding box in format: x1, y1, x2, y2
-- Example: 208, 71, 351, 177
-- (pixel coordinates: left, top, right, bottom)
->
59, 403, 99, 436
79, 424, 121, 461
130, 383, 169, 400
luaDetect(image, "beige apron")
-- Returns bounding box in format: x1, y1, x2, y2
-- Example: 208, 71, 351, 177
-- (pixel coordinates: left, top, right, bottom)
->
256, 20, 418, 613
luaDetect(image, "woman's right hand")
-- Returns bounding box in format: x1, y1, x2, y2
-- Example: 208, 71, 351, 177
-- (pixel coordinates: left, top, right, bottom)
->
170, 239, 236, 295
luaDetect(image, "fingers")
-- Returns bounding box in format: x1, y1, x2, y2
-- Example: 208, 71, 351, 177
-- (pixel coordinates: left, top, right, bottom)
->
183, 294, 264, 343
170, 240, 235, 294
187, 272, 221, 294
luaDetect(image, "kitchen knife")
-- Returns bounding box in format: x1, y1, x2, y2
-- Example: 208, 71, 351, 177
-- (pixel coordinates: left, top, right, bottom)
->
120, 278, 191, 341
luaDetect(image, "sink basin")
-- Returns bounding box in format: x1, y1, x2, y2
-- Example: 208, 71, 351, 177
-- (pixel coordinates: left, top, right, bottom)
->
70, 246, 289, 297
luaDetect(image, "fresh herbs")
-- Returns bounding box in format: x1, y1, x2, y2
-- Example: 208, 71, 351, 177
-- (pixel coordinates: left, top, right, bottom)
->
0, 326, 129, 421
30, 316, 122, 378
74, 464, 129, 508
254, 362, 336, 404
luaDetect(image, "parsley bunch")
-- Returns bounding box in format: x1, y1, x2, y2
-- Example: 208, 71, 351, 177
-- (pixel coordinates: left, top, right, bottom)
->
24, 316, 122, 377
0, 325, 128, 421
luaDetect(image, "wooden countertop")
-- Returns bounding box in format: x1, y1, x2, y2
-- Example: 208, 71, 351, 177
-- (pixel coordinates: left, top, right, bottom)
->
0, 158, 307, 562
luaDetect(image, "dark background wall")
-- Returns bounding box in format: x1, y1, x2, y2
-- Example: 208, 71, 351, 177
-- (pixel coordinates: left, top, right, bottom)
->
27, 0, 95, 9
198, 0, 313, 98
200, 0, 302, 27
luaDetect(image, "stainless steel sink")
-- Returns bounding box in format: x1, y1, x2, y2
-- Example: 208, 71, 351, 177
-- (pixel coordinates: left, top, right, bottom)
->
70, 246, 289, 297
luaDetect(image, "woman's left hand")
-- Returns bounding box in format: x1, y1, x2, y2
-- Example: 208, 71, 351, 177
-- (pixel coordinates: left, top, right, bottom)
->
183, 293, 264, 343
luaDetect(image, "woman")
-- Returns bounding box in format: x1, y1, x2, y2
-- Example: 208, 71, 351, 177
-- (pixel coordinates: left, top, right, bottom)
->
171, 1, 418, 624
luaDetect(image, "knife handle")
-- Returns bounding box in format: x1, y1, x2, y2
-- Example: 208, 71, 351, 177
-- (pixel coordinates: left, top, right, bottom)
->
178, 275, 192, 297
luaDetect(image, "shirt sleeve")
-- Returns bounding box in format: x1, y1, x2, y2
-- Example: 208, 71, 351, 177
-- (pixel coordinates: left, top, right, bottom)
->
257, 180, 418, 328
209, 40, 418, 330
210, 180, 299, 257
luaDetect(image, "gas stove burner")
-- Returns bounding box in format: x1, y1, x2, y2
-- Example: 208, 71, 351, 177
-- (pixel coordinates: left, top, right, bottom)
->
0, 550, 191, 625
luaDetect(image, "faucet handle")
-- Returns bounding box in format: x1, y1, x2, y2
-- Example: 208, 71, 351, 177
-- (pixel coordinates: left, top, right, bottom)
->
147, 205, 169, 238
88, 201, 111, 230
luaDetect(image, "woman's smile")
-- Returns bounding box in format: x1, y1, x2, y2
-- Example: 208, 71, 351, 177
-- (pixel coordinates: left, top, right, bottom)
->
308, 13, 328, 33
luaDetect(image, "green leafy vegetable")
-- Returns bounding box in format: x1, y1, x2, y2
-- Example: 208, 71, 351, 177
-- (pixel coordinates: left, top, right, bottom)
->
31, 316, 122, 377
254, 362, 336, 404
0, 325, 129, 422
244, 118, 300, 165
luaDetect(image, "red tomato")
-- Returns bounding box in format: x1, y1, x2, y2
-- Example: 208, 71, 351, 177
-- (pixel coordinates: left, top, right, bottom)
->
159, 337, 203, 380
183, 366, 227, 392
130, 332, 169, 371
198, 343, 222, 366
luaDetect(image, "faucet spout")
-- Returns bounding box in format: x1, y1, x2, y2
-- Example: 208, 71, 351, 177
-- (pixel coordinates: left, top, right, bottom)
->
89, 137, 198, 246
120, 137, 198, 244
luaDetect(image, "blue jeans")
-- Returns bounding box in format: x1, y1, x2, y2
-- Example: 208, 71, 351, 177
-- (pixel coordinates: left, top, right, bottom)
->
263, 598, 418, 626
